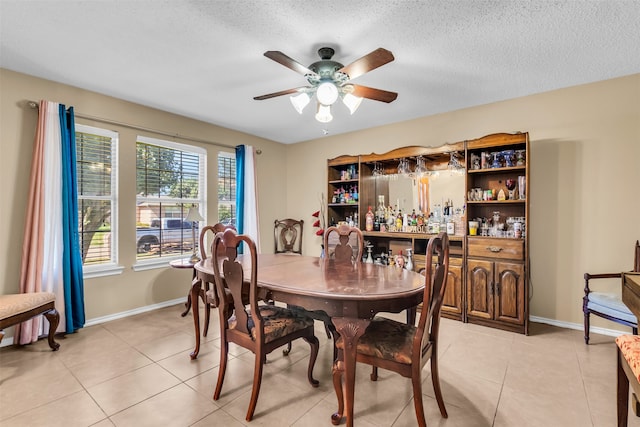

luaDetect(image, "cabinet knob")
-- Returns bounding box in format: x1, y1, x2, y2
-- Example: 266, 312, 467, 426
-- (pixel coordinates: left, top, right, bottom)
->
486, 246, 503, 253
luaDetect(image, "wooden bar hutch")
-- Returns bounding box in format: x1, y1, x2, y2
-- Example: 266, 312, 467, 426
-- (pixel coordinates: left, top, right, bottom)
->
326, 132, 530, 334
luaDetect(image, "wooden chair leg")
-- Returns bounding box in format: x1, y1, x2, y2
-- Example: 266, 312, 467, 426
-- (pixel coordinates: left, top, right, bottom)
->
246, 352, 265, 421
331, 359, 345, 426
618, 347, 629, 427
303, 335, 320, 387
411, 371, 427, 427
203, 302, 211, 337
431, 351, 448, 418
43, 308, 60, 351
213, 340, 228, 401
370, 366, 378, 381
584, 312, 590, 344
283, 341, 292, 356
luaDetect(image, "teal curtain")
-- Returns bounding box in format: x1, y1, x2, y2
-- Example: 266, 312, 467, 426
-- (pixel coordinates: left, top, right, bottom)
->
59, 104, 85, 333
235, 145, 246, 252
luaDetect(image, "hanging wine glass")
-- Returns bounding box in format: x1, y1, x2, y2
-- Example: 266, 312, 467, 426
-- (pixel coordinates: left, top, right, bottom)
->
414, 156, 427, 176
372, 162, 385, 177
397, 158, 410, 176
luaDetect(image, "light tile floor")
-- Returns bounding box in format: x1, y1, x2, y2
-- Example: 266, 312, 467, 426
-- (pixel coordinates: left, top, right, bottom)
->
1, 304, 639, 427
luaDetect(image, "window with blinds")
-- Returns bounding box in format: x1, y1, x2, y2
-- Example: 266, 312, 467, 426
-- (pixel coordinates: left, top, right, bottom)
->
135, 136, 206, 261
75, 124, 118, 267
218, 152, 236, 227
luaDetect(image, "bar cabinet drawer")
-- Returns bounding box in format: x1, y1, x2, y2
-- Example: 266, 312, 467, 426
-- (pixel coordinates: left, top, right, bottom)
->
467, 237, 524, 260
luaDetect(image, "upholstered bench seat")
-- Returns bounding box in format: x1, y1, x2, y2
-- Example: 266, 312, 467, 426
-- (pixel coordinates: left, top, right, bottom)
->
589, 293, 637, 324
0, 292, 60, 350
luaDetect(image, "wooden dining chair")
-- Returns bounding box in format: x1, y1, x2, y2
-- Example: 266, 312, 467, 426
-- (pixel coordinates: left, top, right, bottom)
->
333, 232, 450, 427
284, 224, 365, 359
212, 229, 320, 421
196, 223, 235, 337
323, 224, 364, 262
274, 218, 303, 255
583, 240, 640, 344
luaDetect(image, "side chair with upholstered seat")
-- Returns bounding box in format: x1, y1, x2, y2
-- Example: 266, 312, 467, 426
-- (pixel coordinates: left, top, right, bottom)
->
583, 240, 640, 344
332, 232, 450, 427
274, 218, 303, 255
323, 224, 364, 263
195, 223, 236, 339
189, 222, 237, 360
284, 224, 366, 360
212, 229, 320, 421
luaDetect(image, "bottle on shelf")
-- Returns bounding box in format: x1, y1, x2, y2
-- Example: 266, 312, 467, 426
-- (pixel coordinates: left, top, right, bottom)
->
365, 206, 374, 232
405, 248, 413, 271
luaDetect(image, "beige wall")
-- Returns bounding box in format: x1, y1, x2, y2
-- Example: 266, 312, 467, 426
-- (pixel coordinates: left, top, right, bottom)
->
0, 68, 287, 324
1, 68, 639, 338
287, 73, 640, 330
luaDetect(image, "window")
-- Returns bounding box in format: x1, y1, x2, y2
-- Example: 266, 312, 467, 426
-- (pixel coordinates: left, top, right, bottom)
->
75, 125, 120, 276
218, 152, 236, 226
135, 136, 206, 263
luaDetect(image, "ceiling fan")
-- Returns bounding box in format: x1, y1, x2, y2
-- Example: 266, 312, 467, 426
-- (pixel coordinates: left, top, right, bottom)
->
254, 47, 397, 123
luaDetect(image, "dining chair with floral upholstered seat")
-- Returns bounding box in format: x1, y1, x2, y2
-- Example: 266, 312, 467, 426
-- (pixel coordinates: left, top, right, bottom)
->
285, 224, 366, 360
196, 223, 236, 338
333, 232, 450, 427
323, 224, 364, 263
212, 229, 320, 421
274, 218, 303, 255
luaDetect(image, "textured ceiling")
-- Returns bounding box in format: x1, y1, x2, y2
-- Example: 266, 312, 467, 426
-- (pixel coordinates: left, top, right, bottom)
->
1, 1, 639, 144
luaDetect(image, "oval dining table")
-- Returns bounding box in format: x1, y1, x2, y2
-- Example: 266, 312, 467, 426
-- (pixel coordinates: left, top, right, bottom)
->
191, 253, 425, 427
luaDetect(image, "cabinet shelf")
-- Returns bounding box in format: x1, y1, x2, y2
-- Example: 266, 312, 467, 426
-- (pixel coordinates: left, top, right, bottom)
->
329, 178, 359, 184
467, 200, 525, 205
328, 203, 359, 207
467, 166, 525, 174
362, 230, 465, 242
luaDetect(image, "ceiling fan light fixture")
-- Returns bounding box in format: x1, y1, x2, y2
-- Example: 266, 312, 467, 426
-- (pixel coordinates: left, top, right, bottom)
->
290, 92, 310, 114
342, 93, 363, 115
316, 81, 339, 106
315, 103, 333, 123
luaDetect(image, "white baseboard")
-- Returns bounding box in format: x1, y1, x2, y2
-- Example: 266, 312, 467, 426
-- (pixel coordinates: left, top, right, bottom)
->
2, 307, 631, 348
84, 298, 184, 327
0, 298, 184, 348
530, 315, 633, 338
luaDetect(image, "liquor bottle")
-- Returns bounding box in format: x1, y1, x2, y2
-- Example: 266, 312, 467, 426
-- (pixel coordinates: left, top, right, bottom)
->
365, 206, 374, 232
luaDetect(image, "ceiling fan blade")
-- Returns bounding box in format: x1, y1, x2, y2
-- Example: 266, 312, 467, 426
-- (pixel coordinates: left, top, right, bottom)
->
350, 84, 398, 103
253, 87, 307, 100
339, 48, 395, 80
264, 51, 316, 76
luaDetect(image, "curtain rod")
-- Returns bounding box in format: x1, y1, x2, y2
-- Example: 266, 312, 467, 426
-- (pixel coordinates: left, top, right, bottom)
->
27, 100, 262, 154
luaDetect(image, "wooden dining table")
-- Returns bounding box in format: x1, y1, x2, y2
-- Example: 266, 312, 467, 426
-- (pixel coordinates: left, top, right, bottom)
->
622, 272, 640, 320
191, 253, 425, 427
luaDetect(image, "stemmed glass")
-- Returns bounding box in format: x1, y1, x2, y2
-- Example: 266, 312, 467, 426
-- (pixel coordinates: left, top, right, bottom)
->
372, 162, 385, 177
397, 158, 411, 176
414, 156, 427, 176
